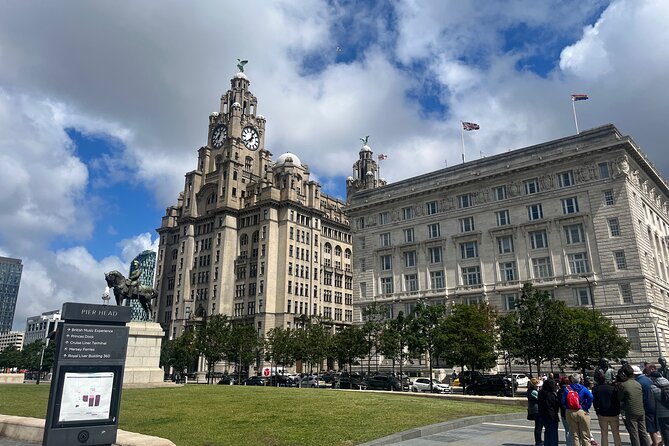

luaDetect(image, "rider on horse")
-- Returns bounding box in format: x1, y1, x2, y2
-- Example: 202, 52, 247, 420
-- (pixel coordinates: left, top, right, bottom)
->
126, 259, 142, 297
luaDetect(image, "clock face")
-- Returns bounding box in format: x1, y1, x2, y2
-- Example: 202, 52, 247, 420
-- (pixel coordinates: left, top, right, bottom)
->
211, 125, 227, 148
241, 126, 260, 151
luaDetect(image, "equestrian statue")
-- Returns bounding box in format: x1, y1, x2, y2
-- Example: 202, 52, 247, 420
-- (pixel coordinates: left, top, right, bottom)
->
104, 259, 157, 321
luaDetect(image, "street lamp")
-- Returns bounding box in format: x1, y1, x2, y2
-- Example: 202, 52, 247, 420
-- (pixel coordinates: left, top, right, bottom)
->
652, 317, 662, 357
580, 275, 601, 358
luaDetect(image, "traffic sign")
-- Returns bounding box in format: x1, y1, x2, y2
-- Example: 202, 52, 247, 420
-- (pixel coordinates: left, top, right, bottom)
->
262, 367, 271, 377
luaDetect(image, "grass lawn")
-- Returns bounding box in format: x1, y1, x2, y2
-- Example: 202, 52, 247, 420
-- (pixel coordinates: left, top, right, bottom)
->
0, 384, 520, 446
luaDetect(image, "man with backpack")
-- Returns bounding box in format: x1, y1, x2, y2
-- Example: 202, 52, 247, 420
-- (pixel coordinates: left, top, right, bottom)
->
618, 364, 651, 446
561, 373, 594, 446
650, 370, 669, 444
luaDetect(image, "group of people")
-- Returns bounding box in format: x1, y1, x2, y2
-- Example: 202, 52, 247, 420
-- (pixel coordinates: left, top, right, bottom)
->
526, 357, 669, 446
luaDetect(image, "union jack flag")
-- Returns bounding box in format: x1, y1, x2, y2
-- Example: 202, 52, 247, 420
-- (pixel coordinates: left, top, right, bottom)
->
378, 154, 388, 161
571, 94, 589, 101
462, 121, 480, 131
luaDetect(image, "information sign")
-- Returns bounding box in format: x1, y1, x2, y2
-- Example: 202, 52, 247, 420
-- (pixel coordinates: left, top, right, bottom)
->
59, 372, 114, 423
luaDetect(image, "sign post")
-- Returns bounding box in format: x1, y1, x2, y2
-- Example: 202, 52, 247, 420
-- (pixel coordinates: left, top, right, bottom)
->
43, 303, 131, 446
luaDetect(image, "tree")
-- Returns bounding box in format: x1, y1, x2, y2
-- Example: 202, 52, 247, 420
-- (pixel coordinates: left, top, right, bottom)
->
162, 329, 198, 378
379, 311, 411, 378
362, 303, 390, 374
440, 303, 497, 379
497, 312, 522, 376
304, 321, 331, 373
331, 325, 366, 372
21, 340, 44, 373
196, 314, 230, 384
264, 327, 296, 371
0, 346, 22, 371
407, 302, 447, 386
224, 323, 261, 382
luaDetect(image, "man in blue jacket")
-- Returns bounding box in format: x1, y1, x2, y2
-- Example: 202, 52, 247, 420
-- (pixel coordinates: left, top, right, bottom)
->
561, 373, 594, 446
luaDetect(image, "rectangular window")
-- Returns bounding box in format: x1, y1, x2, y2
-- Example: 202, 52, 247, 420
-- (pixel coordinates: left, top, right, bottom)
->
496, 210, 510, 226
576, 287, 592, 306
461, 266, 481, 285
528, 203, 544, 221
430, 271, 444, 289
497, 235, 514, 254
561, 197, 580, 214
608, 218, 621, 236
427, 223, 441, 238
402, 206, 414, 220
381, 277, 393, 294
620, 284, 633, 303
564, 224, 584, 244
532, 257, 553, 278
458, 194, 473, 208
405, 274, 418, 292
379, 212, 390, 225
604, 190, 615, 206
459, 217, 475, 232
568, 252, 590, 274
404, 251, 417, 267
558, 170, 575, 187
403, 228, 415, 243
626, 328, 641, 351
426, 201, 438, 215
380, 255, 392, 270
524, 178, 540, 194
380, 232, 391, 246
460, 241, 478, 259
499, 261, 517, 281
599, 162, 610, 179
503, 293, 517, 311
493, 185, 507, 201
614, 250, 627, 269
428, 246, 442, 264
529, 230, 548, 249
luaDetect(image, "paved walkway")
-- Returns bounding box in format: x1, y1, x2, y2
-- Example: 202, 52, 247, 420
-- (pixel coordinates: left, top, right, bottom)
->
0, 438, 38, 446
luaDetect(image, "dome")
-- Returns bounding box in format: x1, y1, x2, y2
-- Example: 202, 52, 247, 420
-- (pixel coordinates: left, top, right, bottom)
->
210, 111, 219, 117
366, 171, 374, 176
235, 72, 248, 80
276, 152, 302, 167
360, 145, 372, 152
257, 114, 265, 121
232, 102, 241, 108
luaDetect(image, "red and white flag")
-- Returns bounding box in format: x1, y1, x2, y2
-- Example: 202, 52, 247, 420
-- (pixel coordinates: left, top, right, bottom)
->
378, 154, 388, 161
462, 121, 480, 131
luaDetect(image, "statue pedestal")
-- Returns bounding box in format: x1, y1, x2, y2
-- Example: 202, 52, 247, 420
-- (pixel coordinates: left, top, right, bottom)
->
123, 321, 165, 387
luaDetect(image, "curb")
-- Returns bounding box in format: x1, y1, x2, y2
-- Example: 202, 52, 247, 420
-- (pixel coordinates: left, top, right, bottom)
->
357, 412, 525, 446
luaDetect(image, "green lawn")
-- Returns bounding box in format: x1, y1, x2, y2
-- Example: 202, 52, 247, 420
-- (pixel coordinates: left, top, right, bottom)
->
0, 384, 519, 446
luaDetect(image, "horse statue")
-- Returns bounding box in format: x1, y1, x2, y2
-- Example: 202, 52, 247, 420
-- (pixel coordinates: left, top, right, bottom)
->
104, 270, 157, 321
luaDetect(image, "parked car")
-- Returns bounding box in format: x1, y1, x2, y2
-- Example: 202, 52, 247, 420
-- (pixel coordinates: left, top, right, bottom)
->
243, 376, 267, 386
458, 370, 483, 387
363, 375, 402, 391
335, 373, 366, 390
298, 375, 327, 388
268, 374, 293, 387
465, 375, 514, 397
506, 373, 529, 387
217, 375, 238, 385
411, 378, 451, 393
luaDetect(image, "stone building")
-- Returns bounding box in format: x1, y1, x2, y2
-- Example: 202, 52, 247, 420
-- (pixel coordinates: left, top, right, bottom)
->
345, 125, 669, 365
24, 309, 61, 346
154, 69, 352, 371
0, 256, 22, 333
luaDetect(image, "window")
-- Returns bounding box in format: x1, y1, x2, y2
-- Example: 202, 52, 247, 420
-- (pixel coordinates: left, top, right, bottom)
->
458, 194, 473, 208
627, 328, 642, 351
608, 218, 621, 236
380, 255, 392, 270
493, 185, 507, 201
460, 241, 478, 259
461, 266, 481, 285
568, 252, 590, 274
604, 190, 615, 206
428, 246, 442, 263
404, 274, 418, 292
576, 287, 592, 306
561, 197, 580, 214
496, 210, 510, 226
430, 271, 444, 289
524, 178, 539, 194
403, 228, 415, 243
427, 223, 441, 238
380, 232, 391, 247
459, 217, 475, 232
532, 257, 553, 278
381, 277, 393, 294
503, 294, 517, 311
529, 230, 548, 249
379, 212, 390, 225
564, 224, 584, 244
402, 206, 414, 220
528, 203, 543, 221
614, 250, 627, 269
426, 201, 438, 215
497, 235, 514, 254
620, 283, 633, 303
599, 162, 610, 179
404, 251, 417, 267
558, 170, 574, 187
499, 261, 517, 281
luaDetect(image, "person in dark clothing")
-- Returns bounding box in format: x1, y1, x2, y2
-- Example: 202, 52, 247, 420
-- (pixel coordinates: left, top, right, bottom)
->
619, 364, 651, 446
559, 376, 575, 446
528, 377, 544, 446
650, 370, 669, 444
635, 365, 660, 445
593, 371, 622, 446
539, 378, 560, 446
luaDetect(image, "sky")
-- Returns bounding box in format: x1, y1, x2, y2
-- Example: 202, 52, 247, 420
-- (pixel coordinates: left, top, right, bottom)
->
1, 0, 669, 331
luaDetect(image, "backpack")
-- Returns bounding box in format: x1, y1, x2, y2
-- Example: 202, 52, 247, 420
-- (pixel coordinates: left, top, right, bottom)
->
566, 388, 581, 410
660, 384, 669, 408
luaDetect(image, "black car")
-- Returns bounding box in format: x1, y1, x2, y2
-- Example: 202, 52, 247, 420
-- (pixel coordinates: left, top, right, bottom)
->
335, 373, 366, 389
465, 375, 514, 397
243, 376, 267, 386
268, 374, 293, 387
217, 375, 238, 385
363, 375, 402, 391
458, 370, 483, 387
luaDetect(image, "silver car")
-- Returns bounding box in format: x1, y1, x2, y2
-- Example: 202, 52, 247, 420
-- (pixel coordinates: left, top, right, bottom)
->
411, 378, 451, 393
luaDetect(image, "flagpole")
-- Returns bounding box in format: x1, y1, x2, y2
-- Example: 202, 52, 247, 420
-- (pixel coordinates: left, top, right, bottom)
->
460, 122, 465, 164
571, 98, 580, 134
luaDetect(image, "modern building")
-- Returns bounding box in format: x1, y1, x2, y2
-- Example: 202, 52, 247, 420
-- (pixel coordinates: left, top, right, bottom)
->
0, 331, 24, 352
0, 256, 23, 333
125, 250, 157, 320
24, 310, 61, 346
154, 68, 353, 371
346, 124, 669, 365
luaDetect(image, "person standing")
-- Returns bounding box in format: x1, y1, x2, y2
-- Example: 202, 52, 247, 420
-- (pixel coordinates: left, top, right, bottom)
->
559, 376, 575, 446
539, 378, 560, 446
561, 373, 594, 446
635, 365, 660, 445
650, 370, 669, 444
593, 371, 622, 446
528, 378, 544, 446
619, 364, 651, 446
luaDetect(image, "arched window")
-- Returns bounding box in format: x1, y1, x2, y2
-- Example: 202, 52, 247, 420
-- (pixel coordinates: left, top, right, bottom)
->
335, 246, 342, 256
345, 248, 351, 259
240, 234, 249, 246
324, 243, 332, 254
252, 231, 259, 244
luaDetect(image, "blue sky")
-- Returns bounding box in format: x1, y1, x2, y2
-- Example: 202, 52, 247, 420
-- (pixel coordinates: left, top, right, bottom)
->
1, 0, 669, 329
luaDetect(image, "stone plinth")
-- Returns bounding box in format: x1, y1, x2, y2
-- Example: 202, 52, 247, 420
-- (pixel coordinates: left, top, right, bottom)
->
123, 321, 165, 387
0, 373, 23, 384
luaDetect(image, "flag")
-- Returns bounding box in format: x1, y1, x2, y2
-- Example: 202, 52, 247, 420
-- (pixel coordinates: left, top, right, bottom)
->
378, 154, 388, 161
462, 121, 480, 131
571, 94, 589, 101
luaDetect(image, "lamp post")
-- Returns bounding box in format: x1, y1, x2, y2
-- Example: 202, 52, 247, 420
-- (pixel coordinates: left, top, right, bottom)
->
652, 317, 661, 357
580, 275, 601, 358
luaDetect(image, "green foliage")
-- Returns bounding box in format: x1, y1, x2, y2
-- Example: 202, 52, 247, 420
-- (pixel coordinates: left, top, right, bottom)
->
362, 303, 390, 373
21, 340, 44, 371
196, 314, 231, 383
162, 329, 197, 374
0, 345, 23, 370
439, 303, 497, 373
407, 302, 447, 380
264, 327, 296, 367
379, 311, 411, 375
331, 325, 366, 371
224, 323, 261, 378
